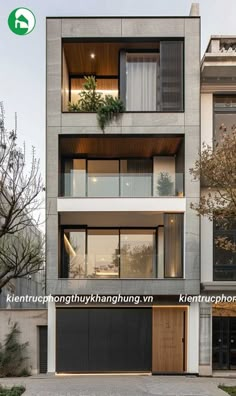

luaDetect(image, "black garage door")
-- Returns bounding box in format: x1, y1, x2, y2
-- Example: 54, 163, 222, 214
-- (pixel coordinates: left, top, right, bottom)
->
56, 308, 152, 372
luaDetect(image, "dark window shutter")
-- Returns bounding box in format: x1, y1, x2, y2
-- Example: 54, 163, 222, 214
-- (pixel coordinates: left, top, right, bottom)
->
160, 41, 184, 111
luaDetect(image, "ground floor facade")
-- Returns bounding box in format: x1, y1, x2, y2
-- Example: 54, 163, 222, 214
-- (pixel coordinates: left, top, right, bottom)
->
0, 309, 47, 375
1, 302, 236, 376
47, 301, 199, 375
199, 301, 236, 376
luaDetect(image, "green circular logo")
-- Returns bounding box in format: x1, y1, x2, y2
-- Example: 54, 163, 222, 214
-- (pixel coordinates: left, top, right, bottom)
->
8, 8, 36, 35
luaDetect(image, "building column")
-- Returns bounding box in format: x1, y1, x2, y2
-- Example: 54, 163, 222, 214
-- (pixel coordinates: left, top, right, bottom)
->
199, 302, 212, 376
187, 302, 199, 373
47, 300, 56, 373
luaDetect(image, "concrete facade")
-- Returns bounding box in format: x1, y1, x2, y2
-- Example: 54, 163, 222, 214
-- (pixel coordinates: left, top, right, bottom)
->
46, 14, 200, 374
46, 16, 201, 296
0, 309, 47, 375
200, 36, 236, 375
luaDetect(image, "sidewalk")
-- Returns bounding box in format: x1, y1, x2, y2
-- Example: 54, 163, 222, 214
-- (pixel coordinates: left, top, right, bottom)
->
0, 375, 235, 396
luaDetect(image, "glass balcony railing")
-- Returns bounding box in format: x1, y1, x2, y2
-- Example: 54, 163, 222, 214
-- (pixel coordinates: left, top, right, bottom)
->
60, 172, 184, 198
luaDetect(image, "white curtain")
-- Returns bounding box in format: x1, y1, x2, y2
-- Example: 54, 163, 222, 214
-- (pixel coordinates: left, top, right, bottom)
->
126, 53, 158, 111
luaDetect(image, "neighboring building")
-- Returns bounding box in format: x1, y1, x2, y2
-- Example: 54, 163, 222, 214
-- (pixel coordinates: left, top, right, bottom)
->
46, 3, 201, 375
200, 36, 236, 376
0, 103, 47, 374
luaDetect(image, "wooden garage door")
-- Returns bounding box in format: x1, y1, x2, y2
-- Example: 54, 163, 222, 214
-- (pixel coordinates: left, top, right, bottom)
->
56, 308, 152, 373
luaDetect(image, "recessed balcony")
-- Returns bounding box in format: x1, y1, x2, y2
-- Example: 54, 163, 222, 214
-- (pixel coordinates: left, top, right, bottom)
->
62, 39, 184, 113
59, 135, 185, 199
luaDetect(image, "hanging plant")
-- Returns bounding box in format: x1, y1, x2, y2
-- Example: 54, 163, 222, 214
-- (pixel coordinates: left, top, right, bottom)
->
97, 95, 125, 132
68, 76, 125, 132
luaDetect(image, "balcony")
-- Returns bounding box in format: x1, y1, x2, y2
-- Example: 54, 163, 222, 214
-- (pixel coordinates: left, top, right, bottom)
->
61, 171, 184, 198
62, 39, 184, 113
59, 136, 185, 199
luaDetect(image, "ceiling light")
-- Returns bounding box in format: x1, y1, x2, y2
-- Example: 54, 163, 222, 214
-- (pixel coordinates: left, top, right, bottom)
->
92, 177, 97, 183
90, 53, 95, 59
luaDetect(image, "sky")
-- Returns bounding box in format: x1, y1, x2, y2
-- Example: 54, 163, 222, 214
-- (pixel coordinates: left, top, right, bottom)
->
0, 0, 236, 180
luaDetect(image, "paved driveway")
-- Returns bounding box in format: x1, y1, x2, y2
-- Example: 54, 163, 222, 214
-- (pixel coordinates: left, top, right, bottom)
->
0, 375, 235, 396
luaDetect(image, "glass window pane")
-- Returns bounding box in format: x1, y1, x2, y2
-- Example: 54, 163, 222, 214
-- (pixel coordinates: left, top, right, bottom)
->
120, 229, 155, 278
87, 230, 119, 278
88, 160, 119, 197
63, 159, 86, 197
214, 96, 236, 143
160, 41, 184, 111
126, 53, 159, 111
214, 221, 236, 281
214, 113, 236, 142
120, 159, 152, 197
62, 229, 86, 278
164, 214, 183, 277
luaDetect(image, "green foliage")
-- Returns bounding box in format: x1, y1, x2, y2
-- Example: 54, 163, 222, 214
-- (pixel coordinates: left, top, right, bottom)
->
190, 129, 236, 252
77, 76, 104, 112
0, 386, 25, 396
67, 102, 80, 112
156, 172, 174, 196
219, 385, 236, 396
68, 76, 125, 131
97, 95, 125, 132
0, 323, 29, 378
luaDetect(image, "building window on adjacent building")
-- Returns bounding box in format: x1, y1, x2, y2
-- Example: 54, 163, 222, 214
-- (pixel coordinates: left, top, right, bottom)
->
214, 95, 236, 143
213, 221, 236, 281
60, 220, 184, 279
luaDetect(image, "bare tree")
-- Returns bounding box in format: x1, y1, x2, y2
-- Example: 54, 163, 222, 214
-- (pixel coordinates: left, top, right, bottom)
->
0, 103, 45, 293
190, 129, 236, 252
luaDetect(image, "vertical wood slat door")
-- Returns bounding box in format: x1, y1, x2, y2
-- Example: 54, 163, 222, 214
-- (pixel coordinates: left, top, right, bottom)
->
152, 307, 186, 373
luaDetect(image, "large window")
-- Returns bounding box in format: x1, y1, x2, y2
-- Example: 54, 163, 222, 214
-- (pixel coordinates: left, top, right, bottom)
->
62, 158, 153, 197
120, 230, 156, 278
61, 156, 184, 198
125, 53, 159, 111
61, 221, 183, 279
214, 221, 236, 281
87, 229, 119, 278
62, 229, 86, 278
88, 160, 119, 197
214, 96, 236, 143
120, 42, 183, 112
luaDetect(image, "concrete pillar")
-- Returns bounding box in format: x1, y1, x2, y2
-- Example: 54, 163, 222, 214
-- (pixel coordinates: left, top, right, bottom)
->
187, 302, 199, 373
189, 3, 200, 17
201, 217, 213, 283
47, 300, 56, 373
199, 302, 212, 376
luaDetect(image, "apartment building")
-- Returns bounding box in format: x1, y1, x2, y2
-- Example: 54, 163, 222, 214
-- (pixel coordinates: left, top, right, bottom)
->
46, 5, 200, 374
200, 36, 236, 376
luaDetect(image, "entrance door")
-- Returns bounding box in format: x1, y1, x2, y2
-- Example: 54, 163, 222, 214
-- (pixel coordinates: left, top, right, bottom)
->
213, 317, 236, 369
152, 307, 186, 373
39, 326, 47, 374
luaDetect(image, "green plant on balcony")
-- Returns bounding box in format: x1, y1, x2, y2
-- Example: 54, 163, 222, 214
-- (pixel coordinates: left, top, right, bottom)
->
156, 172, 174, 196
68, 75, 125, 132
